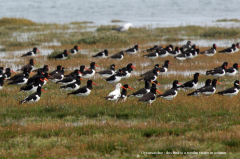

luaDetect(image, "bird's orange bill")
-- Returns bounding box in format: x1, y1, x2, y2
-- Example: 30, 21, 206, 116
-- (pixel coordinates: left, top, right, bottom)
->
228, 64, 231, 67
199, 74, 201, 77
30, 72, 34, 75
4, 78, 6, 80
44, 78, 49, 81
238, 65, 240, 67
85, 67, 91, 71
156, 90, 162, 94
66, 51, 70, 54
224, 66, 227, 69
78, 71, 83, 75
178, 82, 182, 85
78, 47, 81, 49
217, 81, 221, 84
95, 64, 99, 67
40, 78, 44, 82
41, 89, 46, 93
79, 78, 83, 80
150, 81, 161, 86
127, 86, 134, 90
92, 82, 98, 86
115, 66, 118, 68
41, 72, 44, 74
47, 67, 49, 70
37, 49, 41, 52
11, 70, 16, 73
33, 60, 36, 64
131, 65, 137, 69
121, 86, 127, 89
169, 62, 172, 64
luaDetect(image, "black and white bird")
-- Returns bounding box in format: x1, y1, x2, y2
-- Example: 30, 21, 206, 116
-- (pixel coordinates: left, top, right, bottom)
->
180, 73, 200, 90
70, 45, 81, 55
143, 49, 161, 60
121, 63, 136, 79
53, 50, 69, 60
8, 68, 29, 81
67, 80, 98, 97
142, 45, 158, 52
192, 79, 220, 96
26, 70, 45, 85
235, 43, 239, 53
157, 80, 181, 100
187, 79, 212, 97
81, 62, 99, 79
92, 49, 108, 58
97, 64, 117, 78
225, 63, 240, 77
200, 44, 217, 56
3, 68, 16, 80
138, 87, 162, 105
158, 46, 170, 58
20, 77, 43, 93
128, 80, 155, 98
124, 45, 139, 55
168, 47, 181, 56
20, 86, 45, 104
119, 84, 134, 102
21, 47, 40, 57
0, 76, 5, 90
104, 83, 126, 102
56, 74, 82, 85
181, 41, 192, 51
48, 67, 65, 83
60, 77, 82, 91
219, 44, 236, 53
174, 48, 186, 61
138, 68, 160, 82
17, 58, 35, 71
49, 65, 62, 76
112, 23, 132, 32
32, 65, 49, 73
157, 60, 171, 76
103, 69, 123, 84
217, 80, 240, 97
109, 51, 124, 60
140, 64, 161, 77
8, 71, 29, 85
206, 63, 227, 78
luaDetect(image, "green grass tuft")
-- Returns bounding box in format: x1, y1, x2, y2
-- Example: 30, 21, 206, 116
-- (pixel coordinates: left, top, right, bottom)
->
0, 17, 36, 27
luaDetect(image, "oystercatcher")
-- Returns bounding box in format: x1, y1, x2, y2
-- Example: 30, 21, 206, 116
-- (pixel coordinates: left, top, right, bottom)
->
53, 50, 69, 60
17, 58, 35, 71
81, 62, 99, 79
67, 80, 98, 97
60, 77, 82, 91
180, 73, 200, 90
140, 64, 161, 77
0, 76, 5, 90
206, 63, 227, 78
158, 60, 171, 76
235, 43, 239, 52
70, 45, 81, 55
158, 46, 170, 58
119, 84, 134, 101
168, 47, 181, 56
32, 65, 49, 73
109, 51, 124, 60
3, 68, 16, 79
8, 71, 29, 85
124, 45, 139, 55
92, 49, 108, 58
27, 70, 45, 85
157, 80, 182, 100
138, 87, 162, 105
200, 44, 217, 56
121, 63, 136, 79
219, 44, 236, 53
20, 86, 45, 104
21, 47, 40, 57
138, 68, 160, 82
103, 69, 123, 84
128, 80, 155, 98
175, 48, 186, 61
143, 49, 160, 60
8, 68, 29, 81
48, 67, 65, 82
181, 41, 192, 51
56, 74, 82, 85
225, 63, 240, 76
97, 64, 117, 78
217, 80, 240, 97
142, 45, 158, 52
187, 79, 212, 96
20, 77, 43, 93
49, 65, 62, 76
193, 79, 220, 96
104, 83, 126, 102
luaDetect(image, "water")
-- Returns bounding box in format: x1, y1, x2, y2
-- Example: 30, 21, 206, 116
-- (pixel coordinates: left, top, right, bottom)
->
1, 0, 240, 27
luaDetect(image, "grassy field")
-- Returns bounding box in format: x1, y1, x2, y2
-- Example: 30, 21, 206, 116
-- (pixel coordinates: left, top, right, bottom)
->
0, 18, 240, 158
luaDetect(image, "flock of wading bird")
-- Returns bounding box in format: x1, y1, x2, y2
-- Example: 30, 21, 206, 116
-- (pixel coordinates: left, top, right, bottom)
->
0, 41, 240, 105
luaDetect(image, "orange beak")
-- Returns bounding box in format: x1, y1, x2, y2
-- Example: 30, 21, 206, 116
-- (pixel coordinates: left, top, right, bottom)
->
238, 65, 240, 67
115, 66, 118, 68
156, 90, 162, 94
79, 78, 83, 80
131, 65, 137, 69
66, 51, 69, 54
121, 86, 126, 89
85, 67, 91, 71
78, 47, 81, 49
78, 71, 83, 75
92, 82, 98, 86
127, 86, 134, 90
30, 72, 34, 75
178, 82, 182, 85
95, 64, 99, 67
37, 49, 40, 52
11, 70, 16, 73
228, 64, 231, 67
33, 60, 36, 64
40, 78, 44, 82
41, 89, 46, 93
217, 81, 221, 84
44, 78, 49, 81
169, 62, 172, 64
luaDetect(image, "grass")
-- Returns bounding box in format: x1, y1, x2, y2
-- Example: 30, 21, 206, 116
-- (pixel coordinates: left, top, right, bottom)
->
216, 18, 240, 22
111, 19, 126, 23
1, 17, 240, 158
